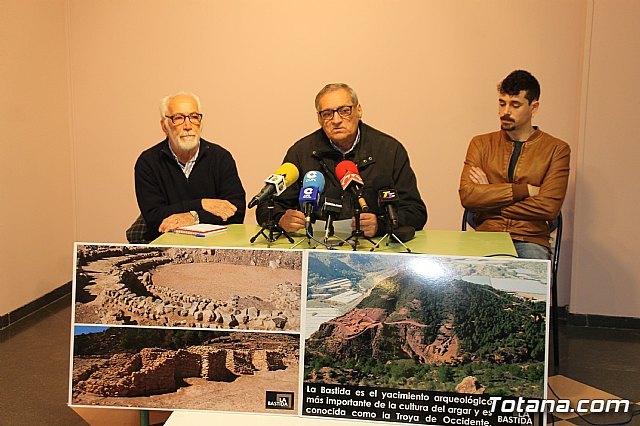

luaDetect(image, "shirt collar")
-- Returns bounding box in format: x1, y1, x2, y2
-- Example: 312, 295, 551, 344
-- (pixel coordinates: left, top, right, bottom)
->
168, 140, 200, 178
329, 127, 361, 155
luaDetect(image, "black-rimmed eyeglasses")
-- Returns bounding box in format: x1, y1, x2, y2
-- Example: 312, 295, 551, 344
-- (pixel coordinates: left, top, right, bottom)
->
318, 105, 355, 121
165, 113, 203, 125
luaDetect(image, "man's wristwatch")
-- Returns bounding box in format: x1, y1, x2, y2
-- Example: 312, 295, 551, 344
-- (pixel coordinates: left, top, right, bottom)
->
189, 210, 200, 224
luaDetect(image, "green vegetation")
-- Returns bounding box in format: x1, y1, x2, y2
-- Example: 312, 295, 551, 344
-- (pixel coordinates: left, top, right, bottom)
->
74, 328, 227, 355
304, 272, 547, 398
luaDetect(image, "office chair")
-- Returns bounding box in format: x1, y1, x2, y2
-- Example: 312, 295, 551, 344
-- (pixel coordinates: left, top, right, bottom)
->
461, 209, 563, 371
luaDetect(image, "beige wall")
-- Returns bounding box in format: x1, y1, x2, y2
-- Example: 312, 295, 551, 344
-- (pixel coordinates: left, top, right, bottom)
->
3, 0, 637, 319
570, 0, 640, 317
0, 0, 74, 315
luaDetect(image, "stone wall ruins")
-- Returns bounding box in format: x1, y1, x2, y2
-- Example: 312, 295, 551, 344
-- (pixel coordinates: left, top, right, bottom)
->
74, 345, 290, 398
80, 246, 300, 330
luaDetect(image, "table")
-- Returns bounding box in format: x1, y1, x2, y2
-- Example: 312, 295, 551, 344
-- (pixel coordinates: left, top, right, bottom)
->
152, 224, 517, 257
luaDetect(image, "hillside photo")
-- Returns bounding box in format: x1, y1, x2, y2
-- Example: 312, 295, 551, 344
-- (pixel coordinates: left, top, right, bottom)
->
304, 252, 549, 399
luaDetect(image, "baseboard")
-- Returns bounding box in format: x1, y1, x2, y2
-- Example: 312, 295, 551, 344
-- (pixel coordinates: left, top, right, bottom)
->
564, 310, 640, 329
0, 281, 71, 331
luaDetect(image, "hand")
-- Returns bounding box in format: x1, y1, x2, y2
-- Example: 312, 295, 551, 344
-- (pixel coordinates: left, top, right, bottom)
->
278, 209, 306, 233
353, 212, 378, 237
527, 184, 540, 197
469, 166, 489, 184
159, 212, 195, 233
201, 199, 237, 221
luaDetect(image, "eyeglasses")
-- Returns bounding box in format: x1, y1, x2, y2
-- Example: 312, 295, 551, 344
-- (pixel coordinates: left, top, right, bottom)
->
165, 113, 203, 126
318, 105, 355, 121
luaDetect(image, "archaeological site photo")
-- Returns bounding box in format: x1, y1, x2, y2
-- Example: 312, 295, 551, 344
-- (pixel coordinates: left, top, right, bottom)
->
70, 326, 300, 413
73, 244, 302, 332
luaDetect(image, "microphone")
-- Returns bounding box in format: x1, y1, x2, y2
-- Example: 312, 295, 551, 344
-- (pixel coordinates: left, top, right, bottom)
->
298, 171, 326, 227
248, 163, 299, 208
373, 176, 399, 228
321, 187, 343, 241
335, 160, 369, 212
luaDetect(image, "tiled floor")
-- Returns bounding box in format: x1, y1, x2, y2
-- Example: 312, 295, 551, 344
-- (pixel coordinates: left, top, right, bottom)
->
1, 295, 638, 425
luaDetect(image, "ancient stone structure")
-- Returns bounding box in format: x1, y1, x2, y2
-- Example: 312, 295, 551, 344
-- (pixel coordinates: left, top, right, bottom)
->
76, 245, 301, 330
74, 345, 290, 397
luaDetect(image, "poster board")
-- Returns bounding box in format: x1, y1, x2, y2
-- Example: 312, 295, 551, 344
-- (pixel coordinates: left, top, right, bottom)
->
69, 244, 549, 425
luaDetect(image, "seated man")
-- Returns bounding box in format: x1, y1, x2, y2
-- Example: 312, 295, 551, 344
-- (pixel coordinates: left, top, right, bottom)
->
256, 83, 427, 237
459, 70, 570, 259
134, 92, 246, 242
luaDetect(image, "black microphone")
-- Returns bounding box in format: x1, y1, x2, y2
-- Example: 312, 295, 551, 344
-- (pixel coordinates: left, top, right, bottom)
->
321, 188, 343, 239
372, 176, 399, 228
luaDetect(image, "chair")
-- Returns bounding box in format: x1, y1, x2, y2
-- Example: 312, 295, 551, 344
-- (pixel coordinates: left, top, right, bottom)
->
126, 214, 150, 244
461, 209, 563, 371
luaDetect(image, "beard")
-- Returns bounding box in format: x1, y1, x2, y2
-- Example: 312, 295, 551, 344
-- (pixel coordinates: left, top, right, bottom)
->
171, 132, 200, 152
500, 115, 515, 131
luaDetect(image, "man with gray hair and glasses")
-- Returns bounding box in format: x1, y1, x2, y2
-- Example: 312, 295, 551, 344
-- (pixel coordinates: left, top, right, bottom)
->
256, 83, 427, 238
131, 92, 245, 242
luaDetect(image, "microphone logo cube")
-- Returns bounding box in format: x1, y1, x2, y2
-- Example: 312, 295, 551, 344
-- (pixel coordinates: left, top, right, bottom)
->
380, 189, 398, 200
265, 174, 287, 196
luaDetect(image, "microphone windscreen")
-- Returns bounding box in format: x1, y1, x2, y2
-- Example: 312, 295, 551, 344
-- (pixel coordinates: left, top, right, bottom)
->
302, 170, 325, 192
393, 226, 415, 242
276, 162, 300, 186
299, 186, 320, 208
335, 160, 359, 180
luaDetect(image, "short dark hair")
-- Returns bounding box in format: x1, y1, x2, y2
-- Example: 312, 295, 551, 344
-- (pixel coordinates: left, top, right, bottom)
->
498, 70, 540, 104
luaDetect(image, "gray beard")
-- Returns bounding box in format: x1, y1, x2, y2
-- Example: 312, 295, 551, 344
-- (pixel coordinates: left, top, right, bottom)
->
174, 135, 200, 152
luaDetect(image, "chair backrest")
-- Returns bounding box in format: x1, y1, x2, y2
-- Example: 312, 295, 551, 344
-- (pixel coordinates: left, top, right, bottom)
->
549, 212, 563, 273
461, 209, 476, 231
126, 214, 150, 244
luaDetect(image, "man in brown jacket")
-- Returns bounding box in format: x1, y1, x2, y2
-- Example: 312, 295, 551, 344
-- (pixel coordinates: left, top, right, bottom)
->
459, 70, 570, 259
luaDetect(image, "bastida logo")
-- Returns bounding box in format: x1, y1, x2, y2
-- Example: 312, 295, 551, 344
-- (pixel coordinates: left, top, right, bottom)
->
265, 391, 295, 410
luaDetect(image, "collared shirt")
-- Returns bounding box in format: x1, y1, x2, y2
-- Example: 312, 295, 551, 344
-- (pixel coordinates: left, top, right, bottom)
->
169, 142, 199, 178
329, 127, 361, 156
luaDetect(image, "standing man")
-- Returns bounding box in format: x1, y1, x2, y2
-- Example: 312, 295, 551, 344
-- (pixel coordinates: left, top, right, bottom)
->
256, 83, 427, 237
459, 70, 570, 259
133, 92, 246, 242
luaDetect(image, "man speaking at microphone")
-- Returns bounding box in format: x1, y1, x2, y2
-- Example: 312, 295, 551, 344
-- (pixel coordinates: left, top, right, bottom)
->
133, 92, 246, 242
256, 83, 427, 237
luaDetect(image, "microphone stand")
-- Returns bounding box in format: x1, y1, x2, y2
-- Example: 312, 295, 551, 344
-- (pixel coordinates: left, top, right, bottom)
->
342, 191, 376, 251
250, 197, 294, 247
322, 214, 349, 248
292, 222, 334, 250
370, 213, 411, 253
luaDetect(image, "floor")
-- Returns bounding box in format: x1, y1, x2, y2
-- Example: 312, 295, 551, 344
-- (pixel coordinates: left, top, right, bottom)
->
0, 295, 638, 425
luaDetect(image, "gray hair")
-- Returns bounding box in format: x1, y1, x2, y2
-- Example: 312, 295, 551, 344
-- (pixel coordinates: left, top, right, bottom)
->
159, 92, 202, 122
314, 83, 359, 111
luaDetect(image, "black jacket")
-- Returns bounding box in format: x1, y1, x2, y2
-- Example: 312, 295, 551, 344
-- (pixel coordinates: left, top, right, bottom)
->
255, 122, 427, 234
135, 138, 246, 241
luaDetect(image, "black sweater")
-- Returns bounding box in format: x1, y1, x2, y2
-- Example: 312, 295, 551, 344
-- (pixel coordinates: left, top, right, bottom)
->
135, 138, 246, 241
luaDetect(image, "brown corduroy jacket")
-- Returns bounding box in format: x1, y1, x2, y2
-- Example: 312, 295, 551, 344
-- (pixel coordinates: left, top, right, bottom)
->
459, 129, 570, 248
